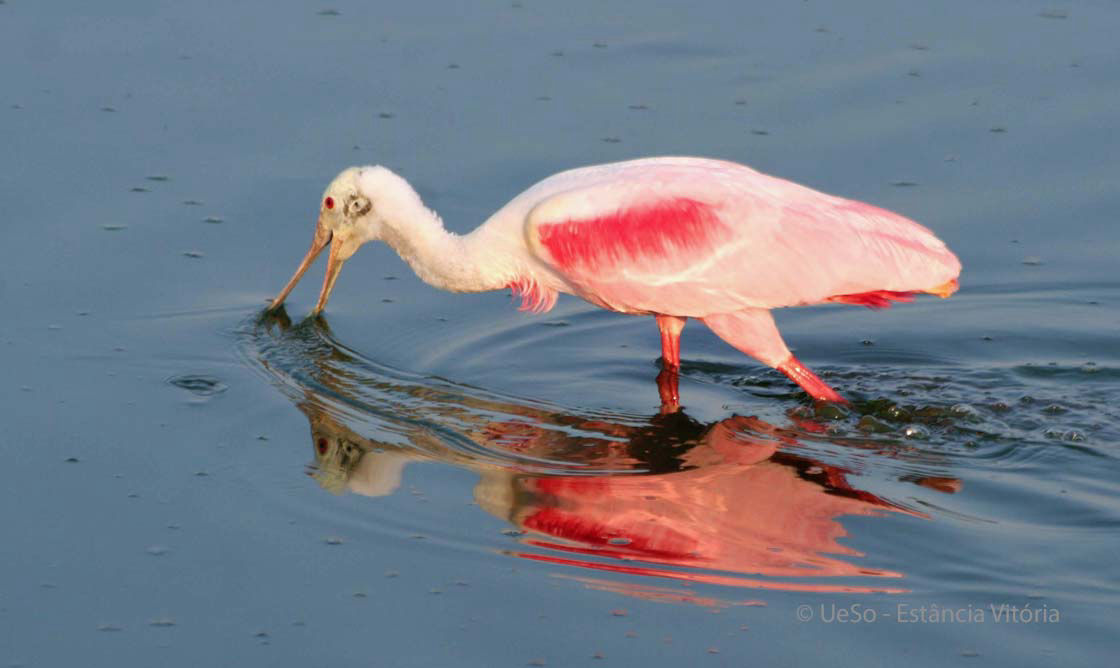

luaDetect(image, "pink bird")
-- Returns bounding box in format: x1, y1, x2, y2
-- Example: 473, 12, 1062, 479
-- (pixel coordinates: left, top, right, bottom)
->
268, 157, 960, 404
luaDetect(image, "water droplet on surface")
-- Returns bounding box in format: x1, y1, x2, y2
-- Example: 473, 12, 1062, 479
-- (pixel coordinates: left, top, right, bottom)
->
323, 536, 344, 545
182, 199, 202, 206
182, 251, 204, 258
168, 374, 226, 396
890, 181, 919, 187
100, 106, 117, 112
146, 545, 169, 556
65, 456, 80, 463
1022, 256, 1043, 265
146, 175, 170, 182
130, 187, 149, 193
149, 618, 176, 627
902, 424, 929, 439
990, 126, 1007, 133
97, 623, 124, 632
857, 415, 893, 433
750, 129, 769, 135
1038, 9, 1067, 19
101, 224, 127, 231
601, 137, 621, 143
317, 8, 340, 16
378, 112, 394, 119
384, 570, 399, 578
814, 403, 850, 420
203, 216, 223, 224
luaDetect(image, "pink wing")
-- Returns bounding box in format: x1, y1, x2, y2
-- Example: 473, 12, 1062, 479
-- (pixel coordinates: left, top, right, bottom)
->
525, 159, 960, 317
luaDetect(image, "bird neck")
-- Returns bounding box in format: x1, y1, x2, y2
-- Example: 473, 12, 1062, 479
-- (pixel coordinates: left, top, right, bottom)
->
377, 189, 514, 294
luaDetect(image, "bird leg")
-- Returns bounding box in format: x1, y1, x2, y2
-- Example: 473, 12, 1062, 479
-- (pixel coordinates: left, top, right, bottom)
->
776, 356, 846, 403
655, 315, 687, 370
702, 309, 847, 403
655, 315, 687, 413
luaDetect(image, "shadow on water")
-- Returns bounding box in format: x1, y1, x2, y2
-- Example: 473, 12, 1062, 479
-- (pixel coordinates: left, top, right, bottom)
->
239, 307, 982, 596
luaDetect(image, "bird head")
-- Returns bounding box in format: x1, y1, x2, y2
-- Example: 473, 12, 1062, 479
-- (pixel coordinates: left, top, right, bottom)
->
268, 167, 388, 315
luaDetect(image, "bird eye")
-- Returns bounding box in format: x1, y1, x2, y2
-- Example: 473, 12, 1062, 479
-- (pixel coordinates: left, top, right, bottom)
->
324, 197, 335, 210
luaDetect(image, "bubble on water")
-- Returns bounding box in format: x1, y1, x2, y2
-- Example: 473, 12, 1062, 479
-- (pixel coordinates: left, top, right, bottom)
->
353, 591, 367, 598
182, 199, 202, 206
65, 456, 80, 463
990, 126, 1007, 133
149, 618, 176, 627
168, 375, 227, 396
860, 339, 874, 346
146, 175, 170, 182
602, 137, 621, 143
317, 8, 340, 16
1043, 403, 1067, 415
960, 649, 980, 658
814, 402, 850, 420
891, 181, 919, 187
97, 623, 124, 632
857, 415, 893, 433
537, 96, 552, 102
910, 43, 930, 51
593, 42, 608, 48
950, 403, 976, 418
1038, 9, 1068, 19
100, 106, 117, 112
592, 652, 606, 660
182, 251, 204, 258
902, 424, 929, 439
750, 129, 770, 136
447, 63, 460, 69
1022, 256, 1043, 265
146, 545, 169, 556
253, 630, 270, 638
130, 187, 149, 193
101, 224, 127, 231
1080, 363, 1099, 374
323, 536, 344, 545
203, 216, 223, 224
385, 570, 399, 578
610, 609, 628, 617
1064, 430, 1085, 442
378, 112, 394, 119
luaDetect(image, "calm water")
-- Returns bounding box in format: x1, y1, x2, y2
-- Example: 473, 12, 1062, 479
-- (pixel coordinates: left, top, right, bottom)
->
3, 1, 1119, 666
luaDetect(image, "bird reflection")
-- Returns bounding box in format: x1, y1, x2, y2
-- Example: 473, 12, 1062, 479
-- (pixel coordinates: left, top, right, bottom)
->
253, 308, 958, 595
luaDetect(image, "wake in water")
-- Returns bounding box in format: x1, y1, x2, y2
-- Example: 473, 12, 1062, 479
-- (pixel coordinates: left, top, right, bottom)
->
239, 307, 994, 595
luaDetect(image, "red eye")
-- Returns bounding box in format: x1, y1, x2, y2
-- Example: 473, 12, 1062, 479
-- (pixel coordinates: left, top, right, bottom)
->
317, 438, 329, 454
324, 197, 335, 210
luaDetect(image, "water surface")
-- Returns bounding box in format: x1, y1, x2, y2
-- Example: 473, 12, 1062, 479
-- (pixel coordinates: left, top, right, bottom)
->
3, 1, 1119, 666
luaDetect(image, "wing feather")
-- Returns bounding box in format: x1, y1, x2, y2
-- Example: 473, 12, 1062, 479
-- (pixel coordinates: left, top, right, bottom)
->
524, 159, 960, 317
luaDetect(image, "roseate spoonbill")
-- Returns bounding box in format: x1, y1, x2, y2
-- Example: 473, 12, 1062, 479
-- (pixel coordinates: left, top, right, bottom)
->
268, 157, 960, 403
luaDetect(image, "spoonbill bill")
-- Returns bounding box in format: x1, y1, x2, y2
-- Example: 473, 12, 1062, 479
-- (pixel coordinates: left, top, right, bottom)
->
268, 157, 960, 403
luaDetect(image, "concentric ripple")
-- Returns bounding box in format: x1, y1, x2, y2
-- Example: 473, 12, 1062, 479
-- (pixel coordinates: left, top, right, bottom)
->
238, 279, 1120, 600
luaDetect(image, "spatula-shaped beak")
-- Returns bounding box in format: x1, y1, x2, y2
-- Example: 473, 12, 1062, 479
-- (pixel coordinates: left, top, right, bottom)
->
268, 217, 333, 313
268, 215, 364, 316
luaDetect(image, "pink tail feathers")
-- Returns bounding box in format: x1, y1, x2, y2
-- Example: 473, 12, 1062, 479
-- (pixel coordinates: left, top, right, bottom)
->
702, 309, 845, 402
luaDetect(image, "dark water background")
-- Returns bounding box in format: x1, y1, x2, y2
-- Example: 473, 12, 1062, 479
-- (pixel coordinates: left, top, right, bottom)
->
3, 1, 1119, 666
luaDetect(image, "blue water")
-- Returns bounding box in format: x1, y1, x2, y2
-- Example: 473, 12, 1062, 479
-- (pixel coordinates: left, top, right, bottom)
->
3, 1, 1119, 666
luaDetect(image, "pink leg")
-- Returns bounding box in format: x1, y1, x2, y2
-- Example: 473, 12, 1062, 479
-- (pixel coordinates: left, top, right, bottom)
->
655, 315, 687, 412
702, 309, 846, 403
655, 314, 687, 369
